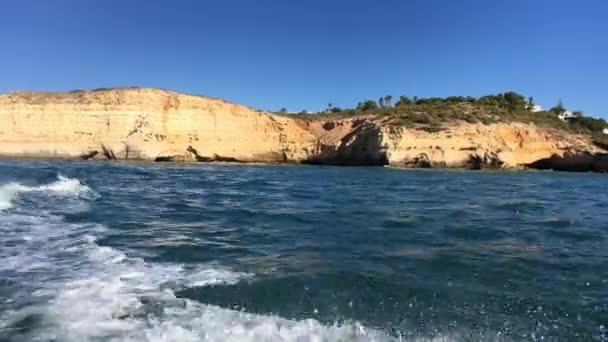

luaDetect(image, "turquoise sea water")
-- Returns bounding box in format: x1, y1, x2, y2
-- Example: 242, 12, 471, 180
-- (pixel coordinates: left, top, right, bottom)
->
0, 159, 606, 341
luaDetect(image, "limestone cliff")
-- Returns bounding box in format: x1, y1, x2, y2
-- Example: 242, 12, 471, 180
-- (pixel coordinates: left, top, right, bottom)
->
0, 88, 317, 162
379, 122, 600, 169
0, 87, 601, 169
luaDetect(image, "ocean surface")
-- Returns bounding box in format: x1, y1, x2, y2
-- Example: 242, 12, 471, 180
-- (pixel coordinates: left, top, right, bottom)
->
0, 159, 606, 342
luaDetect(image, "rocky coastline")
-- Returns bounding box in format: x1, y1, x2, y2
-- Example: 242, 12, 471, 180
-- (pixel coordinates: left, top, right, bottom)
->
0, 87, 604, 172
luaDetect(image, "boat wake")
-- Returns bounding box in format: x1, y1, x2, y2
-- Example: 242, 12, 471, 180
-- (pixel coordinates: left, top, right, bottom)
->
0, 176, 405, 342
0, 174, 97, 210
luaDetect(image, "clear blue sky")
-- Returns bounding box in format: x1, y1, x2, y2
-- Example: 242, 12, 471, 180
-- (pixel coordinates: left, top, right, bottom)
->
1, 0, 606, 117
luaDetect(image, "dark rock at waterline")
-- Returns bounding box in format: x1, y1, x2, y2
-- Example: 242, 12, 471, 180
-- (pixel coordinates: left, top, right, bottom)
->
593, 157, 608, 172
466, 152, 504, 170
526, 152, 608, 172
303, 121, 389, 166
154, 156, 174, 162
401, 153, 433, 168
80, 150, 99, 160
186, 146, 216, 162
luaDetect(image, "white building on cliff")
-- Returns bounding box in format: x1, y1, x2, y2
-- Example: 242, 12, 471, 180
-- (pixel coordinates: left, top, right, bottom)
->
530, 105, 543, 113
558, 111, 577, 122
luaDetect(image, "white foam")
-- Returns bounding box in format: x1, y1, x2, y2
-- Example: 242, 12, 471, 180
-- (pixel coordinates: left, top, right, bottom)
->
44, 241, 392, 342
43, 260, 398, 342
183, 267, 253, 287
1, 214, 398, 341
39, 174, 98, 199
0, 177, 405, 342
0, 174, 97, 210
0, 182, 21, 209
49, 278, 395, 342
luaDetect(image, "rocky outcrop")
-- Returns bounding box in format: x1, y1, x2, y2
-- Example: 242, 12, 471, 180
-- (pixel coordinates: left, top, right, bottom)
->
0, 87, 602, 169
526, 152, 608, 172
381, 123, 601, 169
303, 120, 388, 166
0, 88, 319, 163
401, 153, 433, 168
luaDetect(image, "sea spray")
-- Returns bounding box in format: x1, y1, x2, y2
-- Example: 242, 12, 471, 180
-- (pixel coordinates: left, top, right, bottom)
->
0, 182, 21, 209
0, 174, 98, 210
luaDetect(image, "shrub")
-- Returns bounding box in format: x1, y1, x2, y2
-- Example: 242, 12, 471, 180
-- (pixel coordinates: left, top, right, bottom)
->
284, 92, 603, 144
570, 116, 607, 133
356, 100, 379, 111
421, 123, 444, 133
395, 96, 413, 107
592, 133, 608, 149
413, 113, 434, 125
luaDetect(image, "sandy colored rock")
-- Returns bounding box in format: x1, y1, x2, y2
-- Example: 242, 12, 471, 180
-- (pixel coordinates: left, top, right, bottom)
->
0, 87, 601, 168
0, 88, 318, 162
381, 122, 600, 168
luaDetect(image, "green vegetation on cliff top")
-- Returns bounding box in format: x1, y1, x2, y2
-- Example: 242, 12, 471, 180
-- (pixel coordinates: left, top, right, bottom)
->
278, 91, 607, 145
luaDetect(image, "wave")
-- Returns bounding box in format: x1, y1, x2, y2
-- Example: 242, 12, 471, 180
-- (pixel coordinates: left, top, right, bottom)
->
0, 182, 20, 209
44, 264, 392, 342
2, 218, 394, 341
0, 174, 98, 210
0, 179, 403, 342
37, 174, 98, 199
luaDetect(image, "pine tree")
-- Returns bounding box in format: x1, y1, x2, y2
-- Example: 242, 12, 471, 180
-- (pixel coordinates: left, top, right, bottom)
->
385, 95, 393, 107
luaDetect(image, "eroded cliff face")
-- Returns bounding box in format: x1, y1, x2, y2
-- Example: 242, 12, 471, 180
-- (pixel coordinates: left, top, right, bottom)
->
0, 88, 601, 168
379, 123, 601, 169
0, 88, 318, 162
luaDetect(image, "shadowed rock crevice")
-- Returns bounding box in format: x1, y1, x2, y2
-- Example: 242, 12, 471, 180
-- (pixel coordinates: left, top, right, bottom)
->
322, 121, 336, 131
466, 152, 504, 170
101, 145, 116, 160
79, 151, 98, 160
187, 146, 213, 162
526, 152, 608, 172
154, 156, 174, 162
185, 146, 241, 163
213, 154, 239, 162
403, 153, 433, 168
303, 122, 389, 166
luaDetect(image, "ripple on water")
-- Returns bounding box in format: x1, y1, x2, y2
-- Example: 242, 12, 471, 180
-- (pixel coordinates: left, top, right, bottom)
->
1, 163, 607, 341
